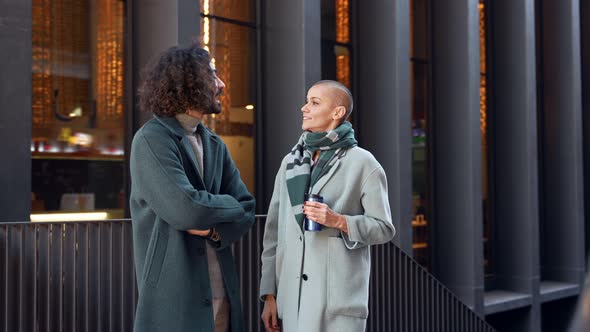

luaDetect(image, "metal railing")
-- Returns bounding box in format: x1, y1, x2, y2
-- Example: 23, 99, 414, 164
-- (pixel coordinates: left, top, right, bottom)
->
1, 217, 494, 331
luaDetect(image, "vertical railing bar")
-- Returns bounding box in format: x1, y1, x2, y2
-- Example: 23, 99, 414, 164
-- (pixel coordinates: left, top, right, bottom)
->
47, 224, 52, 332
120, 222, 125, 332
84, 224, 88, 332
60, 224, 64, 332
98, 222, 102, 332
388, 244, 392, 332
4, 224, 8, 332
34, 224, 39, 332
45, 225, 49, 332
73, 223, 78, 332
18, 225, 22, 332
418, 264, 422, 332
109, 223, 113, 332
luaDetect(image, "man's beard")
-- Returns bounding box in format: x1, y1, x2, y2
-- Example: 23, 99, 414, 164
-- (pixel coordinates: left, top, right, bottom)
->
203, 90, 222, 114
207, 100, 222, 114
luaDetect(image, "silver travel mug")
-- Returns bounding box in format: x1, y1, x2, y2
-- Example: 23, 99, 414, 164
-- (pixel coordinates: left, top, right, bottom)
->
304, 193, 323, 232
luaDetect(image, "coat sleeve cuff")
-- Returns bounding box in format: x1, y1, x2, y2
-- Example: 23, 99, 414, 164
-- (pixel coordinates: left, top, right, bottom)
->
341, 215, 363, 249
259, 281, 276, 302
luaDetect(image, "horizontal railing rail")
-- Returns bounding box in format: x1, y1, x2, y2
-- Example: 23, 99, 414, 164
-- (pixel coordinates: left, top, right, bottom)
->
1, 217, 494, 331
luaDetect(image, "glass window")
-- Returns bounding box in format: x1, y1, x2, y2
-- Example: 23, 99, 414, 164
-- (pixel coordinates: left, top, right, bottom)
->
479, 0, 494, 278
200, 0, 257, 194
410, 0, 431, 269
200, 0, 255, 24
321, 0, 353, 103
31, 0, 125, 220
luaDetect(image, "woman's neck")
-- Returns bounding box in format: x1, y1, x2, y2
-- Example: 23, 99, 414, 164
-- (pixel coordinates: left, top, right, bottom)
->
313, 150, 320, 162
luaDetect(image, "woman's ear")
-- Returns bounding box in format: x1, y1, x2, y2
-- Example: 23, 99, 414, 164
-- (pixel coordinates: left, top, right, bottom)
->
332, 105, 346, 121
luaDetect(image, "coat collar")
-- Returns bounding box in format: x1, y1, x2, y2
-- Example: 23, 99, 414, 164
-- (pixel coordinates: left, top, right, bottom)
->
154, 116, 221, 191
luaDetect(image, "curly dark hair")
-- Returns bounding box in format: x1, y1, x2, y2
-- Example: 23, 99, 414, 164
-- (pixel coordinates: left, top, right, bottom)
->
138, 45, 217, 117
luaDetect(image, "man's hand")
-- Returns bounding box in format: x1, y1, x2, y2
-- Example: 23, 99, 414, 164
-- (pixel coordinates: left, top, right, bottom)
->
261, 295, 280, 332
187, 229, 210, 236
303, 201, 348, 233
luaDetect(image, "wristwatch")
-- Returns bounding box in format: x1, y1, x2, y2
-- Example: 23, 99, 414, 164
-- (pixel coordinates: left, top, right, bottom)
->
207, 228, 220, 242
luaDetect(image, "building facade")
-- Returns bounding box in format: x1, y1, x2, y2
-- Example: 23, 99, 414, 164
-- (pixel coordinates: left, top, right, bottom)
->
1, 0, 589, 331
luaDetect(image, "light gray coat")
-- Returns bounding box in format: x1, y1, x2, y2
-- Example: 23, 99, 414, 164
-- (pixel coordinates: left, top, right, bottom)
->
260, 146, 396, 332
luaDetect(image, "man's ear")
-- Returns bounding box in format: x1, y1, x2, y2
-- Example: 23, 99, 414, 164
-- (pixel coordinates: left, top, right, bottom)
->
333, 106, 346, 121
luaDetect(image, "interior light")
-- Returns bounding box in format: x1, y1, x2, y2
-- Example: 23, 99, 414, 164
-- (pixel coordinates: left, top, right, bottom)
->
30, 212, 109, 222
69, 106, 82, 117
245, 105, 254, 110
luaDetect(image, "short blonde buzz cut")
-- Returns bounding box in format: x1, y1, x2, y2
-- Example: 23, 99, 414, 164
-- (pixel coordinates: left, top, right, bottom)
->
312, 80, 354, 122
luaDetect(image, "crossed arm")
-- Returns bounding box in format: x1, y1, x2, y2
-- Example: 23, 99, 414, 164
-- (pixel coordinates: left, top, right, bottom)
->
132, 132, 255, 248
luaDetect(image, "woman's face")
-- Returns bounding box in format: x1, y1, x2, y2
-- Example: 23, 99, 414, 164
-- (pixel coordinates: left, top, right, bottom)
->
301, 84, 341, 133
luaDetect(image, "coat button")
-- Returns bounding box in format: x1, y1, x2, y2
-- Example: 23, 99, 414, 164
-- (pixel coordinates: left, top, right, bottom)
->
302, 274, 308, 281
203, 299, 212, 306
197, 248, 205, 256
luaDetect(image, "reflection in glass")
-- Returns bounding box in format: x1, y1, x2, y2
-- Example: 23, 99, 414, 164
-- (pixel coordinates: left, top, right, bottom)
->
410, 0, 431, 269
479, 1, 494, 277
200, 3, 257, 193
200, 0, 255, 23
335, 0, 351, 88
321, 0, 353, 124
31, 0, 125, 218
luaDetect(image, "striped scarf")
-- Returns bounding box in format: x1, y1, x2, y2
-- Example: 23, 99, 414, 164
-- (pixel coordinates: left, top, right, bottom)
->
285, 121, 358, 226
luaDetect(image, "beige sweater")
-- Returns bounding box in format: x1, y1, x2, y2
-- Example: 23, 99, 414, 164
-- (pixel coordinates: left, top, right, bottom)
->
176, 113, 226, 300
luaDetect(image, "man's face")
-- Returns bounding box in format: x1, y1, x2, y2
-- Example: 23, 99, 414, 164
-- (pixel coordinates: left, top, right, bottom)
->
300, 84, 340, 133
206, 62, 226, 114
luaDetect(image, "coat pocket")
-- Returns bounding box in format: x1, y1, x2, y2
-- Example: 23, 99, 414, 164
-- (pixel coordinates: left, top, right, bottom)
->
143, 230, 168, 288
326, 237, 370, 318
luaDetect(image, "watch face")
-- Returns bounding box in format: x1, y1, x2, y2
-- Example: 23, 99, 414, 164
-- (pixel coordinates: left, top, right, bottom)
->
209, 229, 220, 241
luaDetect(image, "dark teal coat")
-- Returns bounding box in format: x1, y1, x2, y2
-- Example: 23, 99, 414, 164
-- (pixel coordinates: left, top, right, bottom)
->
130, 116, 255, 332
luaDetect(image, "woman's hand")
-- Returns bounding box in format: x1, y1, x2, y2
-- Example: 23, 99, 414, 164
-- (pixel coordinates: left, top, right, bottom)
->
261, 295, 280, 332
187, 229, 210, 236
303, 201, 348, 233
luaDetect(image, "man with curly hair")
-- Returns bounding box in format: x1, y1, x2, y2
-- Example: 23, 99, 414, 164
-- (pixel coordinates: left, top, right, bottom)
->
129, 45, 255, 332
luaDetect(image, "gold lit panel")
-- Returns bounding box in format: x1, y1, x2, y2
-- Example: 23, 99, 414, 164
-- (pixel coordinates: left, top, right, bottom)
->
479, 3, 487, 137
32, 0, 124, 131
200, 1, 255, 136
32, 0, 90, 128
335, 0, 351, 89
336, 0, 350, 44
32, 0, 52, 128
96, 0, 124, 125
336, 54, 351, 88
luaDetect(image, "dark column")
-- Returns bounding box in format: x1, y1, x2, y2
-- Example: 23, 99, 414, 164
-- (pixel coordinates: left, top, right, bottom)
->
582, 0, 590, 258
124, 0, 200, 216
431, 0, 484, 313
260, 0, 321, 207
538, 0, 585, 287
488, 0, 539, 330
129, 0, 201, 130
355, 0, 412, 253
0, 0, 32, 221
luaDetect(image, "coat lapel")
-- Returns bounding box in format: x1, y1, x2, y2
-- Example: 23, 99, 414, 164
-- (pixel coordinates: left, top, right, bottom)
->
310, 159, 342, 195
198, 124, 220, 192
155, 116, 208, 189
179, 137, 206, 188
